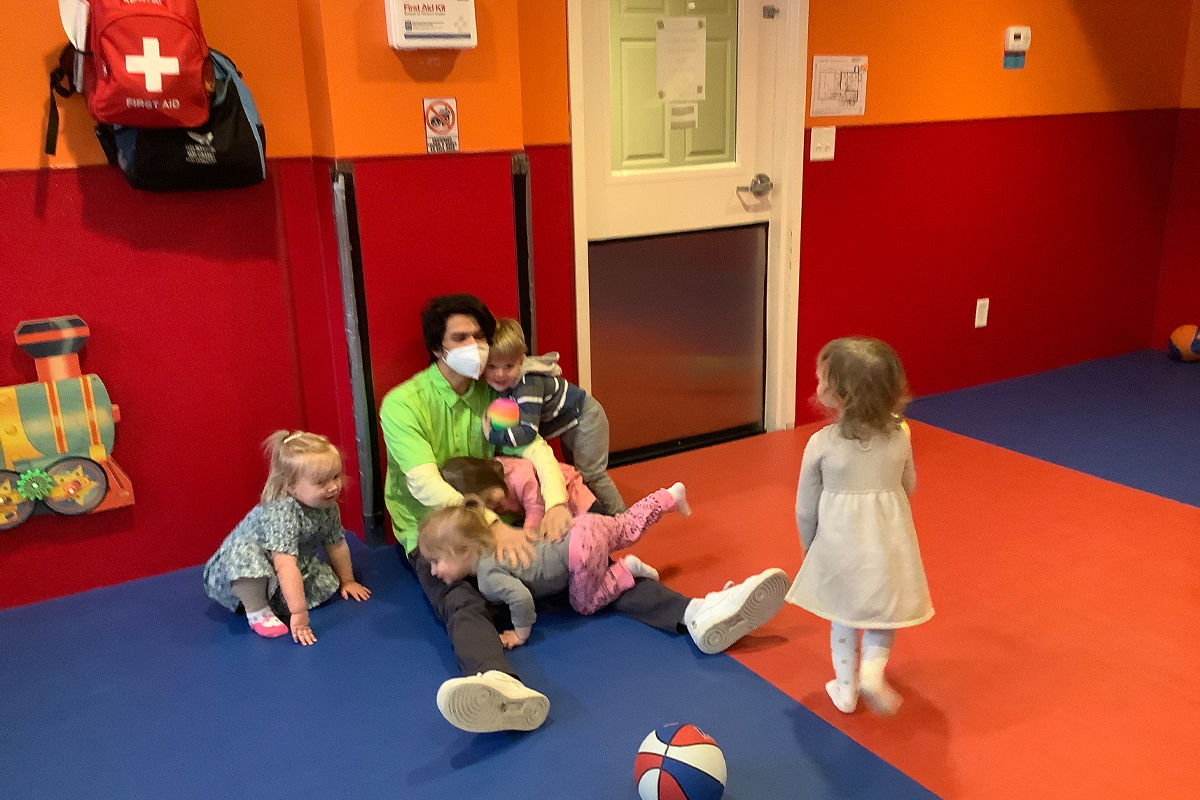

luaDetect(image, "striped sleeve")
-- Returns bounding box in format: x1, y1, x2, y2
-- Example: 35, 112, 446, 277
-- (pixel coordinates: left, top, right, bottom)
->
488, 375, 550, 448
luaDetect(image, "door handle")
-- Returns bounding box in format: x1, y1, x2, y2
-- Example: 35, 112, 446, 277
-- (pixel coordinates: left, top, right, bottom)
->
736, 173, 773, 198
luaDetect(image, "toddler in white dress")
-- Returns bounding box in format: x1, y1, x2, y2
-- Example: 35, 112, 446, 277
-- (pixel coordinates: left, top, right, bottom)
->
786, 338, 933, 714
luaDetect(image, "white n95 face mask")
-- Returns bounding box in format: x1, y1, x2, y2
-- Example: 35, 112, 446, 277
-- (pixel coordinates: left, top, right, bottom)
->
442, 342, 489, 379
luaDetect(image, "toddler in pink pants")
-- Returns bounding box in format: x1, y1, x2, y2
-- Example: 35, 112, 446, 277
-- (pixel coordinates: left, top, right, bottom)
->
418, 468, 689, 648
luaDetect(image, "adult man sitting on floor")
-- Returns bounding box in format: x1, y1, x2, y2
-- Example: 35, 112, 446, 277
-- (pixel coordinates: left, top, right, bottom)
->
379, 293, 789, 733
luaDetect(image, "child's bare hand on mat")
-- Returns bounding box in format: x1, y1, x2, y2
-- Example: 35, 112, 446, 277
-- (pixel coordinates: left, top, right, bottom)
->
339, 581, 371, 601
289, 610, 316, 645
499, 630, 527, 649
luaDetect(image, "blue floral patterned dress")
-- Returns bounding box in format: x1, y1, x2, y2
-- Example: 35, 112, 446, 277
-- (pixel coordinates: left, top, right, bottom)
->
203, 496, 345, 612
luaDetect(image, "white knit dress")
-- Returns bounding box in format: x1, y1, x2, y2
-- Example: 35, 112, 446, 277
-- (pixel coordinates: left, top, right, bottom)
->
785, 423, 933, 629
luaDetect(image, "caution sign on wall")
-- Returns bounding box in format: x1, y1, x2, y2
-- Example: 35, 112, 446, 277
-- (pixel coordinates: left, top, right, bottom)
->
423, 98, 459, 154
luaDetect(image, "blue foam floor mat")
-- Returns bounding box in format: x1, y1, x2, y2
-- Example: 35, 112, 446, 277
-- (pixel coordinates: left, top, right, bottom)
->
1, 540, 937, 800
907, 350, 1200, 508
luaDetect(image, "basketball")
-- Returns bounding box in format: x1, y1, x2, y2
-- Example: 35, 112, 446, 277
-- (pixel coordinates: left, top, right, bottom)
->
634, 723, 727, 800
486, 398, 521, 429
1167, 325, 1200, 362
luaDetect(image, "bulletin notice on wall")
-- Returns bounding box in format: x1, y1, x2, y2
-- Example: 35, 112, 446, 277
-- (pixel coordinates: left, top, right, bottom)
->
810, 56, 868, 117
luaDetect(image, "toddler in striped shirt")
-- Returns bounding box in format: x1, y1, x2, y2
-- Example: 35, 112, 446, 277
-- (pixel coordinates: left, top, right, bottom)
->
482, 318, 627, 515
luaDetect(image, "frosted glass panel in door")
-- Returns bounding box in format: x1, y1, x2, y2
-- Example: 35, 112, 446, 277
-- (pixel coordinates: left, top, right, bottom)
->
610, 0, 737, 172
588, 224, 766, 453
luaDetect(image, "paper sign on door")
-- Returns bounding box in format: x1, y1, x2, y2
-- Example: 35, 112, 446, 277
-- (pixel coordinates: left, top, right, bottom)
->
656, 17, 706, 103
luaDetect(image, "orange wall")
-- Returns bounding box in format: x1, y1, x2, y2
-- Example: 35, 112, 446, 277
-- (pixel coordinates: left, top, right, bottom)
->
0, 0, 314, 171
518, 0, 571, 146
1183, 0, 1200, 108
289, 0, 572, 157
296, 0, 336, 157
312, 0, 525, 157
807, 0, 1195, 127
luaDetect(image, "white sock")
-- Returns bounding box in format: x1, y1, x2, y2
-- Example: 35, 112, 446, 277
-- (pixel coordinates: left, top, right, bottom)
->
622, 554, 659, 580
246, 607, 278, 626
860, 628, 901, 714
860, 628, 895, 686
826, 680, 857, 714
666, 482, 690, 515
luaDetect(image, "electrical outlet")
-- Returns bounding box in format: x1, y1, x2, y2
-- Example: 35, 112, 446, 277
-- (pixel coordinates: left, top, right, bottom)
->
975, 298, 990, 328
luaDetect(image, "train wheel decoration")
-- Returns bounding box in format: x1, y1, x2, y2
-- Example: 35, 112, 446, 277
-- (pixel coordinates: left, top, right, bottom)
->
1, 471, 36, 528
0, 316, 134, 531
45, 458, 110, 515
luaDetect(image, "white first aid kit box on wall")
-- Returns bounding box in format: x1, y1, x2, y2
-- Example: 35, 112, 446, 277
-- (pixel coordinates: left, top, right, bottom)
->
386, 0, 478, 50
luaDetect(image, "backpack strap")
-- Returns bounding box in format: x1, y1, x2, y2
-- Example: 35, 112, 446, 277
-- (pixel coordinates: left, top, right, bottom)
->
46, 45, 79, 156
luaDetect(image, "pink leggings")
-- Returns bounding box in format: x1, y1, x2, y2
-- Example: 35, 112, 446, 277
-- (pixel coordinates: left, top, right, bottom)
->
568, 489, 674, 615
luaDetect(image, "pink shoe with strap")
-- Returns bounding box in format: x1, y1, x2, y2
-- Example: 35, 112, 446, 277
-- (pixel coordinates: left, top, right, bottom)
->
247, 610, 289, 638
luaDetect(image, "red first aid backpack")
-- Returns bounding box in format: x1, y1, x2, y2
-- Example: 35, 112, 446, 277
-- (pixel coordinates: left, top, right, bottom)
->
84, 0, 212, 129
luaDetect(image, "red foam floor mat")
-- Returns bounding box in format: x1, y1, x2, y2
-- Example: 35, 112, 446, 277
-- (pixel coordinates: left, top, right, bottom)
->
610, 422, 1200, 799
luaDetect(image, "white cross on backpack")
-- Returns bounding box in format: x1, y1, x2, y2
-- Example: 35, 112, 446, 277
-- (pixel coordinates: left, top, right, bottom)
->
125, 37, 181, 93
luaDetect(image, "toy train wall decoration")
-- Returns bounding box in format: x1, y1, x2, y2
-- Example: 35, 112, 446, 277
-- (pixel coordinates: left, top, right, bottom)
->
0, 316, 134, 530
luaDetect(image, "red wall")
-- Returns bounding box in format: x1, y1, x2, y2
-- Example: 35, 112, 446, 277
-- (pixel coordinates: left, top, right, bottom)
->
0, 145, 575, 606
354, 153, 522, 411
527, 144, 579, 384
0, 162, 355, 608
795, 111, 1180, 419
1155, 109, 1200, 342
350, 152, 519, 545
273, 159, 364, 530
353, 147, 577, 412
349, 148, 578, 541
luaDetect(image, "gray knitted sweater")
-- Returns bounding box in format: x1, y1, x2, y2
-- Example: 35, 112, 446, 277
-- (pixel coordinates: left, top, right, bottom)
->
474, 536, 571, 628
786, 423, 933, 628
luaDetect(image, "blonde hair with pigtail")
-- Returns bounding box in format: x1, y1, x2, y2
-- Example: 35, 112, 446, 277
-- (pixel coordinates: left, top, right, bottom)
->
417, 496, 496, 561
260, 430, 343, 504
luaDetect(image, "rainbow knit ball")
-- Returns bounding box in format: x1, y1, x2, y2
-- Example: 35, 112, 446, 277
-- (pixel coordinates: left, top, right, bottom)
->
487, 398, 521, 430
1167, 324, 1200, 362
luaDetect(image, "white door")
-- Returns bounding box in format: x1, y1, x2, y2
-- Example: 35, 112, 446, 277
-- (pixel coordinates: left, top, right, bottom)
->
568, 0, 807, 437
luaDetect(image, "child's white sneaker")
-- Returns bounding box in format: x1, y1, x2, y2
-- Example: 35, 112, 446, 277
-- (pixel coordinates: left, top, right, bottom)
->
825, 679, 859, 713
666, 482, 690, 515
436, 670, 550, 733
686, 568, 788, 654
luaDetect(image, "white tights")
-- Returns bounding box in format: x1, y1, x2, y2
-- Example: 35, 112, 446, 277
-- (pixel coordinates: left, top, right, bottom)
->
829, 622, 900, 713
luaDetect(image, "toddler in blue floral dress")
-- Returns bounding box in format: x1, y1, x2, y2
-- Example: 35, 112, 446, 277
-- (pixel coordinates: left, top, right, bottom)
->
203, 431, 370, 645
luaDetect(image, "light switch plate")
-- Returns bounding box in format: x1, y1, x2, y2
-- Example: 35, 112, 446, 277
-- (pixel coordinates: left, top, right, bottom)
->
810, 126, 836, 161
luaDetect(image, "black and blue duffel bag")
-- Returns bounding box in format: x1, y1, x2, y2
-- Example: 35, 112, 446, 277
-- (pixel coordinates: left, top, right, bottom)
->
95, 49, 266, 191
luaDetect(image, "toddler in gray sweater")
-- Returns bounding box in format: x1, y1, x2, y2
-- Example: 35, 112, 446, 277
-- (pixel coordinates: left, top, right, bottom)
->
417, 483, 689, 648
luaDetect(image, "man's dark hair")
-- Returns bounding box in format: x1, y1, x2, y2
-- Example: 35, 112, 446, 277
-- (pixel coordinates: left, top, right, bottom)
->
420, 294, 497, 362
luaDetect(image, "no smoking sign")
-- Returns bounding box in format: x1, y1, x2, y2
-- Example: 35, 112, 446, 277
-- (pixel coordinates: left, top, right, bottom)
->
423, 97, 459, 153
